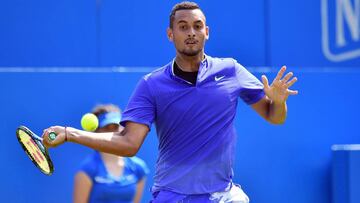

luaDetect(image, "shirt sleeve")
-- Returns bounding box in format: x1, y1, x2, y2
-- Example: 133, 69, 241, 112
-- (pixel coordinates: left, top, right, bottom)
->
129, 157, 150, 182
120, 76, 156, 129
77, 152, 99, 181
234, 60, 265, 105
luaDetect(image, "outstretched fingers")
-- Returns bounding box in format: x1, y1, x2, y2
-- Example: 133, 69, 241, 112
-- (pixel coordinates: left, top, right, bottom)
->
281, 72, 293, 84
286, 77, 298, 88
261, 75, 270, 89
288, 89, 298, 95
274, 66, 286, 82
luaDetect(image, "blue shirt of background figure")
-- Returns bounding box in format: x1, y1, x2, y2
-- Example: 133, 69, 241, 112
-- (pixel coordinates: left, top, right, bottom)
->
78, 151, 149, 203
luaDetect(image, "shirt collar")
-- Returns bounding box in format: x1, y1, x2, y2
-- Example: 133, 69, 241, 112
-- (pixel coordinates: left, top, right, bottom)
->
170, 54, 209, 76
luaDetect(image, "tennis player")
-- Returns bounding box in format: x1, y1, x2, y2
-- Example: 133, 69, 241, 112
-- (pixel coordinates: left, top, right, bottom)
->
43, 1, 298, 202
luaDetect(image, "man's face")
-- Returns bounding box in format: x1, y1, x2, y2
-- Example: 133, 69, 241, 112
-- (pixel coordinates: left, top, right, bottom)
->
167, 9, 209, 57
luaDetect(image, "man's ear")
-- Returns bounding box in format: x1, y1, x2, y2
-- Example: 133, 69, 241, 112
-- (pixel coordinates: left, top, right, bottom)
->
205, 26, 210, 40
167, 27, 174, 42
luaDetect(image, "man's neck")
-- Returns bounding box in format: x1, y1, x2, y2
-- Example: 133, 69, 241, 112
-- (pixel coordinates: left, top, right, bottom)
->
175, 52, 204, 72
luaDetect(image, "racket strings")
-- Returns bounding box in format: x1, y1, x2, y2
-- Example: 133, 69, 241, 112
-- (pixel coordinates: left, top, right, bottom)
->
18, 129, 52, 174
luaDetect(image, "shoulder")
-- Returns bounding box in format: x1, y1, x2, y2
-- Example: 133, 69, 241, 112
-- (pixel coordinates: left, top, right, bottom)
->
77, 151, 100, 178
208, 56, 236, 67
209, 56, 252, 75
206, 56, 239, 77
143, 62, 171, 82
79, 152, 99, 167
127, 156, 148, 169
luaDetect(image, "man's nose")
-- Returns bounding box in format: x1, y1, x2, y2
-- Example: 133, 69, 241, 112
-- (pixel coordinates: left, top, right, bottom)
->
188, 28, 196, 37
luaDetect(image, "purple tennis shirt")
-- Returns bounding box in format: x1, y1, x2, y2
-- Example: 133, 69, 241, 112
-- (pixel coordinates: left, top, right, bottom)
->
121, 55, 264, 195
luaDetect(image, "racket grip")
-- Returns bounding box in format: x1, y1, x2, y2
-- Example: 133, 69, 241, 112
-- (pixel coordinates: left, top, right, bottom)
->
48, 132, 57, 141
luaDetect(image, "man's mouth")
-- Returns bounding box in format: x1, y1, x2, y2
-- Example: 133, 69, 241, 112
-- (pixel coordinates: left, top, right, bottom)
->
185, 39, 198, 45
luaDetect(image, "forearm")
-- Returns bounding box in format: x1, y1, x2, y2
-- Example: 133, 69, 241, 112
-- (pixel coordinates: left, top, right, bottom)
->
268, 100, 287, 124
66, 127, 140, 156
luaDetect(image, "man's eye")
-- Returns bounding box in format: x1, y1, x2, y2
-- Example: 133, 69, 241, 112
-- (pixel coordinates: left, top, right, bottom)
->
195, 25, 202, 29
180, 25, 187, 30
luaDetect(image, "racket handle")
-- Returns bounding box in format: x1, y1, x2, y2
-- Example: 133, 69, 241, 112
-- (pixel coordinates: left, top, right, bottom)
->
48, 132, 57, 141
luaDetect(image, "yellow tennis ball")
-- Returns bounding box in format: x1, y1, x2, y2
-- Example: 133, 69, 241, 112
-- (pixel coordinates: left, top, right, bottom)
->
81, 113, 99, 132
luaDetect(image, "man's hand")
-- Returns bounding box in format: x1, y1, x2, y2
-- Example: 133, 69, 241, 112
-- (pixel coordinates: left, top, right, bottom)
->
261, 66, 298, 104
42, 126, 67, 148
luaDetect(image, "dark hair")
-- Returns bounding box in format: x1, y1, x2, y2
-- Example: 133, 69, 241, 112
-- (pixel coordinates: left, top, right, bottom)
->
169, 1, 203, 28
91, 104, 121, 117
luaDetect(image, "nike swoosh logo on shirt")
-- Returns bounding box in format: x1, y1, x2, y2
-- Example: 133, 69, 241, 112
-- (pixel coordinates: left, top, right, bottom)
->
215, 75, 225, 81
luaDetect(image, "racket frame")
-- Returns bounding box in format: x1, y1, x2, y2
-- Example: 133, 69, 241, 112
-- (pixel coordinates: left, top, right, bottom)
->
16, 125, 54, 175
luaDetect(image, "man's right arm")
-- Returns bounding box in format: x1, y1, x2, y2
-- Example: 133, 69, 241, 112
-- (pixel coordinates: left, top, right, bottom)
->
43, 121, 149, 157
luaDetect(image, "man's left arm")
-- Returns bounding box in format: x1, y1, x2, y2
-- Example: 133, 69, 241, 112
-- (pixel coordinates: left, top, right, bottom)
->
251, 66, 298, 124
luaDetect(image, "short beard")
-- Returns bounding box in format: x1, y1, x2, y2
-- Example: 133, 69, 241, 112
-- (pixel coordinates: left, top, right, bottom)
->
179, 48, 202, 57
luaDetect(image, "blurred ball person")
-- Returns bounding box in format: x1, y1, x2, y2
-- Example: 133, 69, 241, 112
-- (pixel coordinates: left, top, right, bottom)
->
73, 104, 149, 203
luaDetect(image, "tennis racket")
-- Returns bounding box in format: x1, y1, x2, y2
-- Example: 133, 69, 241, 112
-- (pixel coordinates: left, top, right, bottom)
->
16, 125, 57, 175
